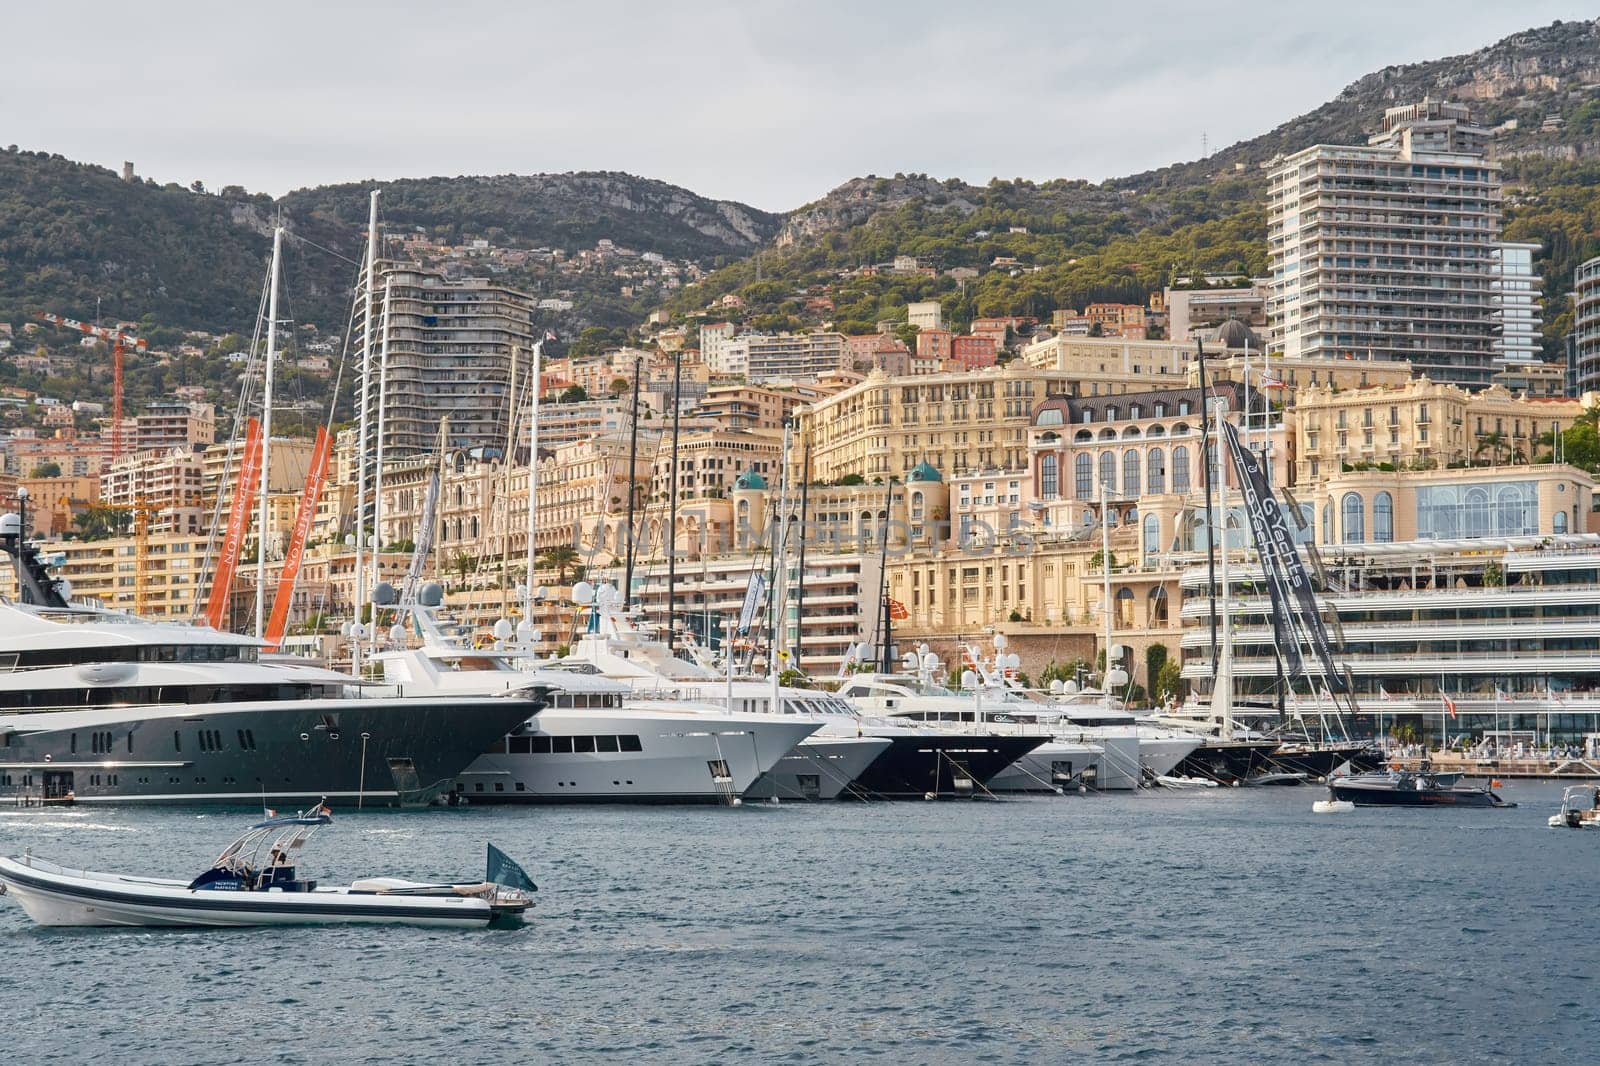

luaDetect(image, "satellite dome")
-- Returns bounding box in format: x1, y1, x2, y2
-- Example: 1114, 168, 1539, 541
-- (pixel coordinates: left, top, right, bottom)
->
1215, 318, 1261, 351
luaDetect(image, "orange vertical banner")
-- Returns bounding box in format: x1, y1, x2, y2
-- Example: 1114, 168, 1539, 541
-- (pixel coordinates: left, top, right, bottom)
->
202, 417, 263, 631
264, 425, 331, 650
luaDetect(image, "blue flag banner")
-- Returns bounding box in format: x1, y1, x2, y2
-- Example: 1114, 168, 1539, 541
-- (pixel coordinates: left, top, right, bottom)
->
486, 843, 538, 892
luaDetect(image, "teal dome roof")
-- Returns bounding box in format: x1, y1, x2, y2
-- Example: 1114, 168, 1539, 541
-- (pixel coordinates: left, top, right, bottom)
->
734, 467, 768, 491
908, 461, 942, 483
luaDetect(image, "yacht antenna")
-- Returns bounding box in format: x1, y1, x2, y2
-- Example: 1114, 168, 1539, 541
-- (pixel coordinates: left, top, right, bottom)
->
665, 347, 683, 652
254, 225, 282, 640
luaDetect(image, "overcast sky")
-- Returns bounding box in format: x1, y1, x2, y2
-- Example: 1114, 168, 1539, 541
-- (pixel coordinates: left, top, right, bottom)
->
6, 2, 1593, 212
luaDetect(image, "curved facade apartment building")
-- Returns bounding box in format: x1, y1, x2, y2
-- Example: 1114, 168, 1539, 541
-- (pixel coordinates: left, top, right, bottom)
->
354, 265, 539, 456
1268, 99, 1502, 387
1574, 255, 1600, 395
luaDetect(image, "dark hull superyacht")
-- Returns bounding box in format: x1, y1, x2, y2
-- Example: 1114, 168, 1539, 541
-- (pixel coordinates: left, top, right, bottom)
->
0, 696, 543, 807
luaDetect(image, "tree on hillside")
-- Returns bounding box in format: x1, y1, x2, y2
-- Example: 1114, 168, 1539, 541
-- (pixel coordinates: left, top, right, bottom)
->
29, 461, 60, 478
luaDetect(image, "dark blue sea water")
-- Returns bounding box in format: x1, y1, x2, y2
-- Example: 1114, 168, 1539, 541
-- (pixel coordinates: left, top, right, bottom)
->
2, 782, 1595, 1064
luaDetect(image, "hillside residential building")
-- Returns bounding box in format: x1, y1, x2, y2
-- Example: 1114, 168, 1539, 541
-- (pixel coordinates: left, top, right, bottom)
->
1267, 99, 1502, 386
1573, 254, 1600, 394
741, 332, 847, 383
1164, 280, 1270, 342
907, 301, 943, 331
354, 265, 538, 455
1492, 241, 1543, 365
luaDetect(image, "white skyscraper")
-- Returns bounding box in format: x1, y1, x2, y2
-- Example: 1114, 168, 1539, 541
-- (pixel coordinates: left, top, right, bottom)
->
1491, 241, 1543, 365
1267, 99, 1502, 386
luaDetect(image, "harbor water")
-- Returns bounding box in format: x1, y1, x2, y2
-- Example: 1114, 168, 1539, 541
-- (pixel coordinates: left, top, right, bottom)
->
2, 783, 1595, 1064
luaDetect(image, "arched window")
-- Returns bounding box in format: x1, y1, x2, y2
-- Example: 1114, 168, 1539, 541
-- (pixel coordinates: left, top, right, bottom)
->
1123, 450, 1141, 495
1465, 488, 1490, 538
1373, 491, 1393, 543
1143, 513, 1160, 559
1322, 504, 1332, 544
1148, 585, 1169, 625
1554, 510, 1569, 534
911, 491, 925, 520
1099, 452, 1116, 490
1342, 492, 1364, 543
1115, 587, 1135, 627
1497, 486, 1527, 535
1075, 453, 1093, 498
1172, 446, 1191, 492
1147, 448, 1166, 493
1040, 454, 1059, 499
1292, 502, 1314, 546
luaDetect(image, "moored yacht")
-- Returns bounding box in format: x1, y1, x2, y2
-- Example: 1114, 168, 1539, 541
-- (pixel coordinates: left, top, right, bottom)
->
0, 524, 540, 807
566, 596, 1043, 799
834, 669, 1111, 792
373, 604, 819, 804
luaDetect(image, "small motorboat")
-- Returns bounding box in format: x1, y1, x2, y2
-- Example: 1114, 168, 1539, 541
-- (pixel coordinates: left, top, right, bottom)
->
1547, 785, 1600, 829
0, 803, 536, 928
1312, 799, 1355, 813
1326, 764, 1514, 809
1154, 774, 1219, 790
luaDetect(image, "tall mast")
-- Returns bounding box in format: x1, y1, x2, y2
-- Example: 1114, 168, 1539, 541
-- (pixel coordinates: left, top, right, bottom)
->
794, 439, 811, 675
665, 348, 683, 652
254, 225, 282, 640
370, 277, 393, 609
1197, 341, 1219, 684
769, 420, 792, 708
525, 338, 544, 602
500, 343, 519, 620
877, 476, 895, 672
622, 356, 642, 610
1100, 475, 1114, 710
352, 189, 378, 676
1208, 382, 1235, 735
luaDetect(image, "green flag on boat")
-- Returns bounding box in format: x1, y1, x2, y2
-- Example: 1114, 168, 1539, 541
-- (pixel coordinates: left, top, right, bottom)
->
486, 844, 537, 893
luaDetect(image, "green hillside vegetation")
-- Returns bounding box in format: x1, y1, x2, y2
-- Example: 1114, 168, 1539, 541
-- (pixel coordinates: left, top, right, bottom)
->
664, 177, 1266, 334
279, 173, 780, 265
0, 149, 275, 331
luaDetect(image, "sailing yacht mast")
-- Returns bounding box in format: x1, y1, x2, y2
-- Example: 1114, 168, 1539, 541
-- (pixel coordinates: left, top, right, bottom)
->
254, 225, 282, 640
768, 420, 792, 711
1207, 387, 1234, 735
525, 338, 544, 604
666, 347, 683, 652
352, 189, 379, 676
370, 278, 393, 606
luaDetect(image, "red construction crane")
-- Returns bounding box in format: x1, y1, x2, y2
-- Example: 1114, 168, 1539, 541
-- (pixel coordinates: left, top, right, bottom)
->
33, 312, 148, 461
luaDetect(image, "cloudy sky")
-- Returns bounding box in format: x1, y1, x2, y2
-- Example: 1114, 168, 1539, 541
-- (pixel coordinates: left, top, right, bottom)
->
6, 2, 1593, 211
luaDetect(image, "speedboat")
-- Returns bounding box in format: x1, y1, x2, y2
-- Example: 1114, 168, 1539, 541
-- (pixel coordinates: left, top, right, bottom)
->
1326, 766, 1515, 808
0, 804, 535, 927
1548, 785, 1600, 828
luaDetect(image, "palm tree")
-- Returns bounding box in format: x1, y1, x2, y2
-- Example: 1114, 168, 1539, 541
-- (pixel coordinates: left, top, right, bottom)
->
1474, 431, 1508, 466
537, 545, 581, 583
